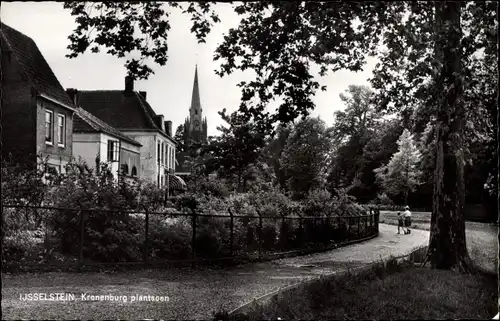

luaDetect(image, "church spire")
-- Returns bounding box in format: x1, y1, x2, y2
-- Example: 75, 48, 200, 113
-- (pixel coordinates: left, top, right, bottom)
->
185, 64, 207, 144
190, 65, 201, 113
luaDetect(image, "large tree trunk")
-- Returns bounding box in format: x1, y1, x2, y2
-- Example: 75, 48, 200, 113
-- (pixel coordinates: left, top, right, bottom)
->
428, 2, 473, 272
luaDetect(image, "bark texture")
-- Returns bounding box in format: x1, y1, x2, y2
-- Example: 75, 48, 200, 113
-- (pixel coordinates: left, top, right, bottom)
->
428, 1, 474, 272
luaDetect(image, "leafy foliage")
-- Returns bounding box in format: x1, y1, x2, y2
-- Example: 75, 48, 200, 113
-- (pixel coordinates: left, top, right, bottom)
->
279, 117, 333, 199
63, 1, 220, 80
374, 129, 423, 204
200, 111, 266, 191
327, 85, 384, 199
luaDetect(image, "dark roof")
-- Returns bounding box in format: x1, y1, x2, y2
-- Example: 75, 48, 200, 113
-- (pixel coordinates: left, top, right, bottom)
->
0, 23, 74, 108
73, 107, 142, 147
76, 90, 176, 143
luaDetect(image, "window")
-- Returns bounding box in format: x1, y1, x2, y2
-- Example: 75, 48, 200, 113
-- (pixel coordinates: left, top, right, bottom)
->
166, 146, 170, 168
157, 141, 161, 164
171, 147, 174, 169
57, 114, 65, 146
45, 110, 53, 143
107, 140, 119, 162
131, 166, 137, 176
165, 145, 170, 168
161, 142, 164, 165
121, 164, 129, 175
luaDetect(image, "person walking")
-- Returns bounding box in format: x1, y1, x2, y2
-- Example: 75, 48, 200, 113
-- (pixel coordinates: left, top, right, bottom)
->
397, 212, 404, 234
403, 206, 412, 234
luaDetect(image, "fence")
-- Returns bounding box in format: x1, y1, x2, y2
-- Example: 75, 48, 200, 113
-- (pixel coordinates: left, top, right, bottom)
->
365, 204, 431, 213
1, 204, 380, 270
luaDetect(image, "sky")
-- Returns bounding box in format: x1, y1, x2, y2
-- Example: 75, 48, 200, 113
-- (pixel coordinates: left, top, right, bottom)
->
1, 2, 378, 136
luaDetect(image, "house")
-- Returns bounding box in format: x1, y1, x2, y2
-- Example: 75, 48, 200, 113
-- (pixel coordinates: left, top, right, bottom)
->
71, 104, 142, 181
67, 77, 186, 191
1, 23, 75, 172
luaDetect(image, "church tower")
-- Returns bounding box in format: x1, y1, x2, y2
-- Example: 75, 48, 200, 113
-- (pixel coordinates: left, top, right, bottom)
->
184, 65, 208, 145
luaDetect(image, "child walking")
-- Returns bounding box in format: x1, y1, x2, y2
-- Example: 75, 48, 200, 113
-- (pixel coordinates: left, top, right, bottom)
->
397, 212, 404, 234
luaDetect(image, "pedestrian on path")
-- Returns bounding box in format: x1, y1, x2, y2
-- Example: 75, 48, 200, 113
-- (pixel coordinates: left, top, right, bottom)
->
397, 212, 404, 234
404, 206, 412, 234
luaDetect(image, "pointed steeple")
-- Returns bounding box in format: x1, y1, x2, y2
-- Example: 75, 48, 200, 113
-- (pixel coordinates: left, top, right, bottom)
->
190, 65, 201, 113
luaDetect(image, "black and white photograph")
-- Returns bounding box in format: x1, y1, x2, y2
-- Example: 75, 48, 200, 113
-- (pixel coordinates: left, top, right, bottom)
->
1, 1, 498, 320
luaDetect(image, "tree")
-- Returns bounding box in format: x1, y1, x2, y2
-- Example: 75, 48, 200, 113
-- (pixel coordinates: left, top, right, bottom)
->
327, 85, 382, 198
262, 124, 292, 189
202, 111, 265, 192
279, 117, 333, 200
65, 1, 498, 271
174, 124, 186, 153
374, 129, 423, 205
360, 117, 405, 202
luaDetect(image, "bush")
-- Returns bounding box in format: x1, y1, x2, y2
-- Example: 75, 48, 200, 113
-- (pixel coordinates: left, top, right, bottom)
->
44, 159, 175, 262
1, 155, 49, 207
2, 156, 377, 265
148, 215, 192, 260
195, 216, 231, 258
304, 189, 333, 216
377, 193, 394, 206
330, 189, 367, 217
3, 230, 44, 265
185, 175, 231, 199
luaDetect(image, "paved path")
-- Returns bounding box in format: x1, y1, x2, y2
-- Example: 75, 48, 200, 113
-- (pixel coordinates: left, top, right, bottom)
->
1, 224, 429, 320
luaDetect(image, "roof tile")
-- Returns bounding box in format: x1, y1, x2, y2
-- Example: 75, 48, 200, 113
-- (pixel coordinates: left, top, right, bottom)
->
73, 107, 141, 146
76, 90, 176, 143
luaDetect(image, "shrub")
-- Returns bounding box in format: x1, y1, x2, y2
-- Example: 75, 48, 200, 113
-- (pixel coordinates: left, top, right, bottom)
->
304, 188, 333, 217
185, 175, 231, 199
377, 193, 394, 206
194, 193, 229, 215
148, 215, 192, 260
194, 216, 231, 259
1, 155, 50, 207
3, 229, 44, 265
330, 189, 366, 217
45, 159, 174, 262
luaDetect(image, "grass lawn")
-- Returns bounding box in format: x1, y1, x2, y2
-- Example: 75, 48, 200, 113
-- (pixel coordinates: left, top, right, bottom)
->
380, 210, 498, 274
227, 262, 498, 320
379, 210, 431, 229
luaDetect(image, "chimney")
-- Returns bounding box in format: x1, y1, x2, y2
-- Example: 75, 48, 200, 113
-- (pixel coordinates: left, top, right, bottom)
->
165, 121, 172, 137
155, 115, 165, 131
139, 91, 147, 100
125, 75, 134, 93
66, 88, 78, 106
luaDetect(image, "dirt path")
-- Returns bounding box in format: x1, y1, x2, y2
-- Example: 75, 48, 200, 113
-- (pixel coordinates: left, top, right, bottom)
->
0, 224, 446, 320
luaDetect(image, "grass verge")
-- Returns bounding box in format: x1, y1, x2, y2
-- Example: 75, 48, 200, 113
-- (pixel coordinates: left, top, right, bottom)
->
216, 259, 498, 320
380, 211, 498, 274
